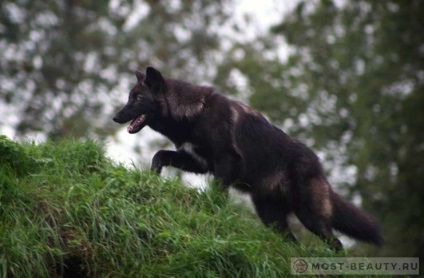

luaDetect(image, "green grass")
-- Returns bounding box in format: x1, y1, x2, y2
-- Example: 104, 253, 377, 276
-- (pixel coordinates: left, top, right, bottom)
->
0, 136, 342, 277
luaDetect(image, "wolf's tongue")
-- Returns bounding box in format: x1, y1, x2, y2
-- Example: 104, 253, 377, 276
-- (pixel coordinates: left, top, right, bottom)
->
127, 114, 146, 132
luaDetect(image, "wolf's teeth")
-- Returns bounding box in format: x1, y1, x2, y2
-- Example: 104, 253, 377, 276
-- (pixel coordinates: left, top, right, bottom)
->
136, 115, 143, 124
128, 114, 146, 133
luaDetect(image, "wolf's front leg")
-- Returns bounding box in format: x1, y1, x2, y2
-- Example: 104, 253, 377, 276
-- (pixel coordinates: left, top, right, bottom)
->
151, 150, 208, 175
213, 153, 242, 188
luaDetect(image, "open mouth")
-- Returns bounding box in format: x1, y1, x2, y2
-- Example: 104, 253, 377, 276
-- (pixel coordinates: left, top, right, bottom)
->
127, 114, 148, 134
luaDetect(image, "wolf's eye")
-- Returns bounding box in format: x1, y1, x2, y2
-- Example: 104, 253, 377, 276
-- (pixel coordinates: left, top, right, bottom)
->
136, 94, 143, 101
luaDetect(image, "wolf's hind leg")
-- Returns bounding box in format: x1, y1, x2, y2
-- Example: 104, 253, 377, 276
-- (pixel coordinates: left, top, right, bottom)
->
292, 177, 343, 252
151, 150, 208, 175
294, 207, 343, 252
252, 194, 297, 243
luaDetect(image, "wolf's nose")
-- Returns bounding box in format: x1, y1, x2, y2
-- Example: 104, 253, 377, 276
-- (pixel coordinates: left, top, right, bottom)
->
113, 115, 119, 122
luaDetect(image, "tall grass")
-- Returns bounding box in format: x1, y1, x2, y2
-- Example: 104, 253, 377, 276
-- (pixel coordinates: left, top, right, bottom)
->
1, 136, 342, 277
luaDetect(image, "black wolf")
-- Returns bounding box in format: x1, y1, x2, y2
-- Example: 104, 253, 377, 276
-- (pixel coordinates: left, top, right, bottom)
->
113, 67, 383, 251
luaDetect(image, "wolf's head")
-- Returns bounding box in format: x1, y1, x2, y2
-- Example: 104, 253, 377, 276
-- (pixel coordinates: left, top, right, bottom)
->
114, 66, 210, 134
113, 67, 166, 134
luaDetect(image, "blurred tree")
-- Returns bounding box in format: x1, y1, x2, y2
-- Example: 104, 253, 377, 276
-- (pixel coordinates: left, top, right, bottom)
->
240, 0, 424, 257
0, 0, 235, 139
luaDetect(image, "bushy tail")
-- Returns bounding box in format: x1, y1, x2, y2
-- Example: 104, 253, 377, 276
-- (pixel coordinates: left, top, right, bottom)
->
332, 192, 383, 246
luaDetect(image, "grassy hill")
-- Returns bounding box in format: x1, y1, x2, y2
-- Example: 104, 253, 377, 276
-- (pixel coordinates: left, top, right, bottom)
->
0, 136, 339, 277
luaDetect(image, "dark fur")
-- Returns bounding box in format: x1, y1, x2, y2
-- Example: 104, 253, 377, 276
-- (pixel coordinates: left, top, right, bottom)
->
113, 67, 383, 251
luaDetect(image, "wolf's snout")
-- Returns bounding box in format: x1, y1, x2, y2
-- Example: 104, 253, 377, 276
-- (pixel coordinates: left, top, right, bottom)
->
113, 114, 122, 123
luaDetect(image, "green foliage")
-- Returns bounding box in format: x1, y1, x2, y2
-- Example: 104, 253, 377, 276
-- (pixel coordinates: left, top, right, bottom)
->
0, 137, 341, 277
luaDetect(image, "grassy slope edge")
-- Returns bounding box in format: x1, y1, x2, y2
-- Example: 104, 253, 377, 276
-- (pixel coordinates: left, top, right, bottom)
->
0, 136, 341, 277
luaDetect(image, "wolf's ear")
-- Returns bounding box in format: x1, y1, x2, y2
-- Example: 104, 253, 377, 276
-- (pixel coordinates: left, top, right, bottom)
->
145, 67, 165, 93
135, 70, 145, 82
